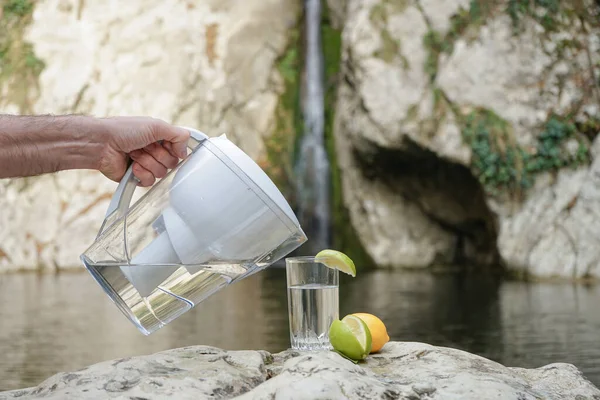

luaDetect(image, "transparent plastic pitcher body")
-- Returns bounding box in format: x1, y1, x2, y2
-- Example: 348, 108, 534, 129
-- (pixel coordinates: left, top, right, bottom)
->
81, 128, 307, 335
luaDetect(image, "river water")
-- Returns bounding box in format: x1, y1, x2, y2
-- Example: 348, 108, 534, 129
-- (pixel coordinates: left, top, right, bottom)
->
0, 268, 599, 391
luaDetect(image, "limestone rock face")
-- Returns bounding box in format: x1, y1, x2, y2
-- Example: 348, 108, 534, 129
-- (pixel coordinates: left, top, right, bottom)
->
333, 0, 600, 279
2, 342, 598, 399
0, 0, 299, 271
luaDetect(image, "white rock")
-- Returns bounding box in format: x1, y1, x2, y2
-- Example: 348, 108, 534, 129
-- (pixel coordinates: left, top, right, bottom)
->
2, 342, 598, 399
334, 0, 600, 280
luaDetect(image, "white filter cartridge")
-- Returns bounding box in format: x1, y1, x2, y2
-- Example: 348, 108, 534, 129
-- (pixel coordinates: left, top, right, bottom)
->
121, 231, 181, 297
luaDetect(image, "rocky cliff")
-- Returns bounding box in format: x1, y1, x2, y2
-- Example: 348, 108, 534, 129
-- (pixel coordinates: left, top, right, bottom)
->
2, 342, 598, 399
0, 0, 300, 271
330, 0, 600, 280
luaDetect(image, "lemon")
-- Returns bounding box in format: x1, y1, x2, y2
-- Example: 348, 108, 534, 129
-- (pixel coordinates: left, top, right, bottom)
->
329, 315, 372, 361
315, 249, 356, 277
352, 313, 390, 353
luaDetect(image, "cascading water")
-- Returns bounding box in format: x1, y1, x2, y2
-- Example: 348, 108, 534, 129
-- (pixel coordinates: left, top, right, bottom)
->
294, 0, 331, 254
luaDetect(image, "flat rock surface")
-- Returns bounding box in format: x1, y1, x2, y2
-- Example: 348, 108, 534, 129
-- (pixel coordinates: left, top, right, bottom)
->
2, 342, 598, 399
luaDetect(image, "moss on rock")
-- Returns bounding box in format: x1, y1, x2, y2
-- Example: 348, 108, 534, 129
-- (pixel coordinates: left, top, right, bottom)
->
507, 0, 561, 32
507, 0, 599, 35
369, 1, 409, 68
422, 0, 497, 82
262, 26, 303, 200
0, 0, 45, 112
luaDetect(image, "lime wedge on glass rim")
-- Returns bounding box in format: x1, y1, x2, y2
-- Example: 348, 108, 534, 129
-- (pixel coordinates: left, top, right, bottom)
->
315, 249, 356, 277
329, 315, 372, 361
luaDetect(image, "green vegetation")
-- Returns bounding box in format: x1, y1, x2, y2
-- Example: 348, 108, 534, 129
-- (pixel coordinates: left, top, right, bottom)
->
369, 3, 388, 26
420, 0, 599, 82
577, 115, 600, 142
322, 4, 375, 269
460, 108, 590, 196
462, 109, 525, 194
369, 0, 408, 68
422, 0, 496, 81
422, 30, 444, 82
417, 0, 596, 198
369, 0, 410, 24
446, 1, 494, 47
322, 11, 342, 95
0, 0, 45, 112
524, 116, 589, 174
507, 0, 561, 32
374, 29, 401, 65
265, 27, 303, 199
421, 0, 594, 81
506, 0, 600, 34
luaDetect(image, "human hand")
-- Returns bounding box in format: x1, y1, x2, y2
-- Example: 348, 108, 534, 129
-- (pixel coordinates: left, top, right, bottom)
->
99, 117, 190, 187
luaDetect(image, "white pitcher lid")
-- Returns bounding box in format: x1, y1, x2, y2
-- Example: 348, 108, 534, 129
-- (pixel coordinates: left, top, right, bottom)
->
207, 134, 300, 228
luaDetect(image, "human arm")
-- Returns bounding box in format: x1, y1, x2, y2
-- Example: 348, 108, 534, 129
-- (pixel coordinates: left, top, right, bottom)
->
0, 114, 190, 186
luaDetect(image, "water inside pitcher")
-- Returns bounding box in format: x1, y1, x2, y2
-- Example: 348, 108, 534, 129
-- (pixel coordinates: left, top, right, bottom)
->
81, 128, 307, 335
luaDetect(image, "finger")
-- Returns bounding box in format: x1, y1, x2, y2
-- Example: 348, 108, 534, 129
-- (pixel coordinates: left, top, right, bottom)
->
149, 120, 190, 159
132, 162, 155, 187
144, 142, 179, 170
162, 141, 181, 159
130, 149, 168, 179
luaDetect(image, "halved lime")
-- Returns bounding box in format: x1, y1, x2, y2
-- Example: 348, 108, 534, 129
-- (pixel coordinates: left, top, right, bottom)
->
315, 249, 356, 277
329, 315, 372, 361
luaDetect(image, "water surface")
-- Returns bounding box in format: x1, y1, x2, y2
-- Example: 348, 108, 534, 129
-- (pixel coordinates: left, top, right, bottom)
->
0, 269, 598, 391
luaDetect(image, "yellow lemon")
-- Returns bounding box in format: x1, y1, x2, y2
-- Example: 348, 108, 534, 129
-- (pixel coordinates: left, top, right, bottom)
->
352, 313, 390, 353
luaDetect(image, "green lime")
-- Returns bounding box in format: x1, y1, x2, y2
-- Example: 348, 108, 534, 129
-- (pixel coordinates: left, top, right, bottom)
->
329, 315, 372, 361
315, 249, 357, 277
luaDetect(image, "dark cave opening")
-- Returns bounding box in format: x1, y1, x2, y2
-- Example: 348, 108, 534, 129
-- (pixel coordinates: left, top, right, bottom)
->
353, 137, 502, 270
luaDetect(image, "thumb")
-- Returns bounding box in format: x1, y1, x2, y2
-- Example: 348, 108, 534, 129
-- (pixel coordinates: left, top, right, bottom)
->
150, 121, 190, 159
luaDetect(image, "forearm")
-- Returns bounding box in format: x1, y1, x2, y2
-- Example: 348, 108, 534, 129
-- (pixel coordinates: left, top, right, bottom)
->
0, 114, 108, 178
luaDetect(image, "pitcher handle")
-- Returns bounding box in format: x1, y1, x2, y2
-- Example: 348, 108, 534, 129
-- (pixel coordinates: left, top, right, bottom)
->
96, 127, 210, 238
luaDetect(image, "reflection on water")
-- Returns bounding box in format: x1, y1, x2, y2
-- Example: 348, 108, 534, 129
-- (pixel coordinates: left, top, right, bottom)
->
0, 269, 599, 391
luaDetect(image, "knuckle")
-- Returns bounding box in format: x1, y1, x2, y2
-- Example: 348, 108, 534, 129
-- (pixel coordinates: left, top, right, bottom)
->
147, 160, 167, 176
149, 118, 168, 132
132, 163, 143, 174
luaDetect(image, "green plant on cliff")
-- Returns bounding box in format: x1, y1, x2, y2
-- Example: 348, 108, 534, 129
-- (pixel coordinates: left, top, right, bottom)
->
422, 0, 495, 81
265, 28, 303, 199
423, 0, 598, 83
0, 0, 45, 112
369, 1, 409, 68
461, 108, 590, 196
507, 0, 561, 32
524, 116, 589, 174
462, 109, 525, 195
322, 4, 375, 269
4, 0, 33, 16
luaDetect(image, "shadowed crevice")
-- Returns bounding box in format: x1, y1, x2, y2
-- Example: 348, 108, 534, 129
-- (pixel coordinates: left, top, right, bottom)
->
353, 136, 501, 269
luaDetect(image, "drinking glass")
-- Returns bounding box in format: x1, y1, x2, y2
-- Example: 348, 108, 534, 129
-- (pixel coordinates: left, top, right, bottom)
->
286, 256, 339, 350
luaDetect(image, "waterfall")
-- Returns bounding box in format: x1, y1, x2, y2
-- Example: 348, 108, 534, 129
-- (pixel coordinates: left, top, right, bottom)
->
295, 0, 331, 254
